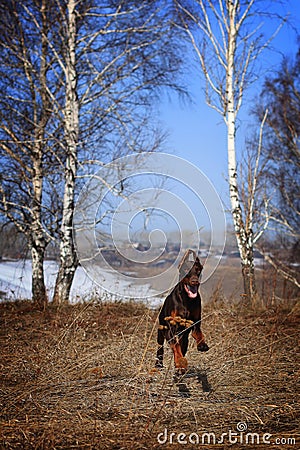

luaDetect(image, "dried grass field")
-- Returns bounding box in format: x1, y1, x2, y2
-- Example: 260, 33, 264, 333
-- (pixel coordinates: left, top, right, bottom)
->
0, 265, 299, 449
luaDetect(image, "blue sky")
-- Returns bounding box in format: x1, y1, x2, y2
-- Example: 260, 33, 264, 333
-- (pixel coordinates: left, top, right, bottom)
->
158, 0, 299, 211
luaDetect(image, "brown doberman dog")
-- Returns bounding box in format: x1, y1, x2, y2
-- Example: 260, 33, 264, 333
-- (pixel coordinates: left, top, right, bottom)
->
155, 250, 209, 373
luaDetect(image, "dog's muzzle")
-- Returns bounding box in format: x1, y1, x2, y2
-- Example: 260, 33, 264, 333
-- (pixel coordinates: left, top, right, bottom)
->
184, 283, 198, 298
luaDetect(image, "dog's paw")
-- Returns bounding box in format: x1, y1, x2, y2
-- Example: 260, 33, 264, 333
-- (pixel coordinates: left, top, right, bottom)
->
155, 360, 164, 369
197, 342, 209, 352
177, 357, 188, 369
149, 367, 160, 375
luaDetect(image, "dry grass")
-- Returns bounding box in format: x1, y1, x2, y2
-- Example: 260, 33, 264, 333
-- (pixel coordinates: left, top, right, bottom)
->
0, 294, 299, 449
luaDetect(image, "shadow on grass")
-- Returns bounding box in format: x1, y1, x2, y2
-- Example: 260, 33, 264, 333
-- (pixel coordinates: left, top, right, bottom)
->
174, 367, 212, 397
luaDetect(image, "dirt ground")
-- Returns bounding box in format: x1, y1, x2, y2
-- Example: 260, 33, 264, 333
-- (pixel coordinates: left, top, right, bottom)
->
0, 273, 299, 449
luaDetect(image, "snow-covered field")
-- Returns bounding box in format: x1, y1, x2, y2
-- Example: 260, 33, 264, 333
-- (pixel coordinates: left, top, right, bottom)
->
0, 256, 269, 307
0, 259, 162, 307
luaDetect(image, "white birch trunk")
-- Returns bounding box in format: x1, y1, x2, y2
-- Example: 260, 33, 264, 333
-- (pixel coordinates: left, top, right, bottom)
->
31, 153, 48, 307
53, 0, 79, 304
30, 0, 49, 308
31, 240, 47, 307
227, 3, 256, 299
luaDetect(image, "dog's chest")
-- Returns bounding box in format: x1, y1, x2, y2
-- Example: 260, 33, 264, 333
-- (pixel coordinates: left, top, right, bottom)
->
178, 296, 201, 320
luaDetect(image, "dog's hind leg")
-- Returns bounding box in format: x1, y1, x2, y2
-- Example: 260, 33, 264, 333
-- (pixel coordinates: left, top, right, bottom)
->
181, 333, 189, 356
155, 328, 165, 368
170, 342, 188, 374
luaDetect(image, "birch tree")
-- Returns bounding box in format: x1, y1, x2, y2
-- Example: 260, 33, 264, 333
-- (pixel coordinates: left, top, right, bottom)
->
49, 0, 186, 304
0, 0, 185, 305
174, 0, 283, 300
256, 47, 300, 289
0, 0, 60, 307
52, 0, 79, 304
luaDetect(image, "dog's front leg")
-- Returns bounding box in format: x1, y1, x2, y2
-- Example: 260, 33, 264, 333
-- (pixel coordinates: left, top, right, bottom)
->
170, 341, 188, 372
192, 328, 209, 352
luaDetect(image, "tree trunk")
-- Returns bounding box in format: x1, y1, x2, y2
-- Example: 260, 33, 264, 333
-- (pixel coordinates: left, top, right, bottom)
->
226, 3, 257, 302
30, 0, 50, 308
53, 0, 79, 305
53, 262, 77, 305
242, 264, 256, 299
241, 230, 257, 300
30, 153, 48, 307
31, 243, 47, 309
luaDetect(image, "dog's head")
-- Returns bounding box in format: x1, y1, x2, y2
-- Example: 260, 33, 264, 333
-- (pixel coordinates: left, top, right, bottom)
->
179, 253, 203, 299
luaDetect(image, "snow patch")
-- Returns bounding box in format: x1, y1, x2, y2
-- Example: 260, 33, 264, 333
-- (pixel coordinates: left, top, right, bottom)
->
0, 260, 163, 308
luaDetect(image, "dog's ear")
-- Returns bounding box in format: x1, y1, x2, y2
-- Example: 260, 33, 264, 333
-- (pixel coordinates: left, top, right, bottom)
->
195, 257, 204, 272
178, 249, 194, 277
178, 249, 196, 270
178, 249, 203, 279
